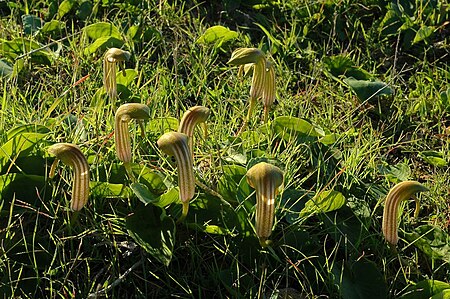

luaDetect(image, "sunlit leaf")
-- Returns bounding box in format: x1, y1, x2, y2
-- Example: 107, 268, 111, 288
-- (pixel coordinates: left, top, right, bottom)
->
344, 78, 393, 102
400, 280, 450, 299
40, 20, 65, 34
126, 204, 175, 266
116, 69, 137, 86
300, 189, 346, 218
57, 0, 75, 19
378, 161, 411, 183
84, 36, 124, 55
84, 22, 122, 40
413, 26, 435, 44
419, 151, 447, 167
90, 181, 132, 198
197, 25, 238, 48
323, 55, 372, 80
273, 116, 324, 143
146, 117, 179, 134
131, 183, 178, 207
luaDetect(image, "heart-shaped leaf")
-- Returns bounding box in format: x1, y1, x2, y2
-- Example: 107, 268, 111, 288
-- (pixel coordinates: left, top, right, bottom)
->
126, 204, 175, 266
403, 225, 450, 263
344, 78, 393, 102
332, 259, 388, 299
400, 280, 450, 299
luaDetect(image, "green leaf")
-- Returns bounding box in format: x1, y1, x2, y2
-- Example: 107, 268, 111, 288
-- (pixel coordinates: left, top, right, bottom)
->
378, 161, 411, 183
57, 0, 76, 19
84, 22, 122, 40
0, 59, 12, 76
126, 204, 175, 266
196, 25, 238, 48
185, 194, 240, 235
84, 36, 124, 55
76, 1, 93, 20
413, 26, 435, 44
400, 280, 450, 299
116, 69, 137, 86
273, 116, 324, 143
0, 38, 54, 65
146, 117, 179, 134
130, 184, 179, 207
0, 133, 48, 171
403, 225, 450, 263
419, 151, 447, 167
332, 259, 388, 299
0, 173, 50, 204
40, 20, 65, 34
323, 55, 372, 80
131, 164, 168, 194
21, 15, 43, 35
344, 78, 393, 102
300, 190, 346, 218
90, 181, 132, 198
6, 124, 50, 140
217, 165, 247, 202
279, 188, 311, 224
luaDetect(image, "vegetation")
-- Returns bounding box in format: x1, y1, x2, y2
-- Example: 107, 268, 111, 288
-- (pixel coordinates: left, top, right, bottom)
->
0, 0, 449, 298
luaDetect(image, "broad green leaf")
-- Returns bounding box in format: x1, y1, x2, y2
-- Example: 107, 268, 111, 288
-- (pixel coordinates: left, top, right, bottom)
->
196, 25, 238, 48
146, 117, 179, 134
76, 1, 93, 20
0, 59, 12, 76
40, 20, 65, 34
413, 26, 435, 44
300, 190, 345, 218
126, 204, 175, 266
6, 124, 50, 140
378, 161, 411, 183
57, 0, 75, 19
131, 164, 168, 194
344, 78, 393, 102
432, 289, 450, 299
84, 22, 122, 40
323, 55, 372, 80
130, 182, 157, 204
90, 181, 132, 198
279, 188, 311, 224
217, 164, 247, 202
273, 116, 324, 143
130, 183, 178, 207
185, 194, 240, 235
332, 259, 388, 299
0, 133, 48, 171
21, 15, 43, 35
0, 38, 53, 65
116, 69, 137, 86
400, 280, 450, 299
0, 173, 50, 204
403, 225, 450, 263
419, 151, 447, 167
84, 36, 124, 55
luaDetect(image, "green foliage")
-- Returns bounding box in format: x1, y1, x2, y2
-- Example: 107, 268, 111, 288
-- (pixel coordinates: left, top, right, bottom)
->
197, 25, 238, 49
126, 203, 175, 266
0, 0, 448, 297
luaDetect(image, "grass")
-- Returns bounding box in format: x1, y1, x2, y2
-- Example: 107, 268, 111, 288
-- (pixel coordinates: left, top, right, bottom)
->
0, 0, 449, 298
